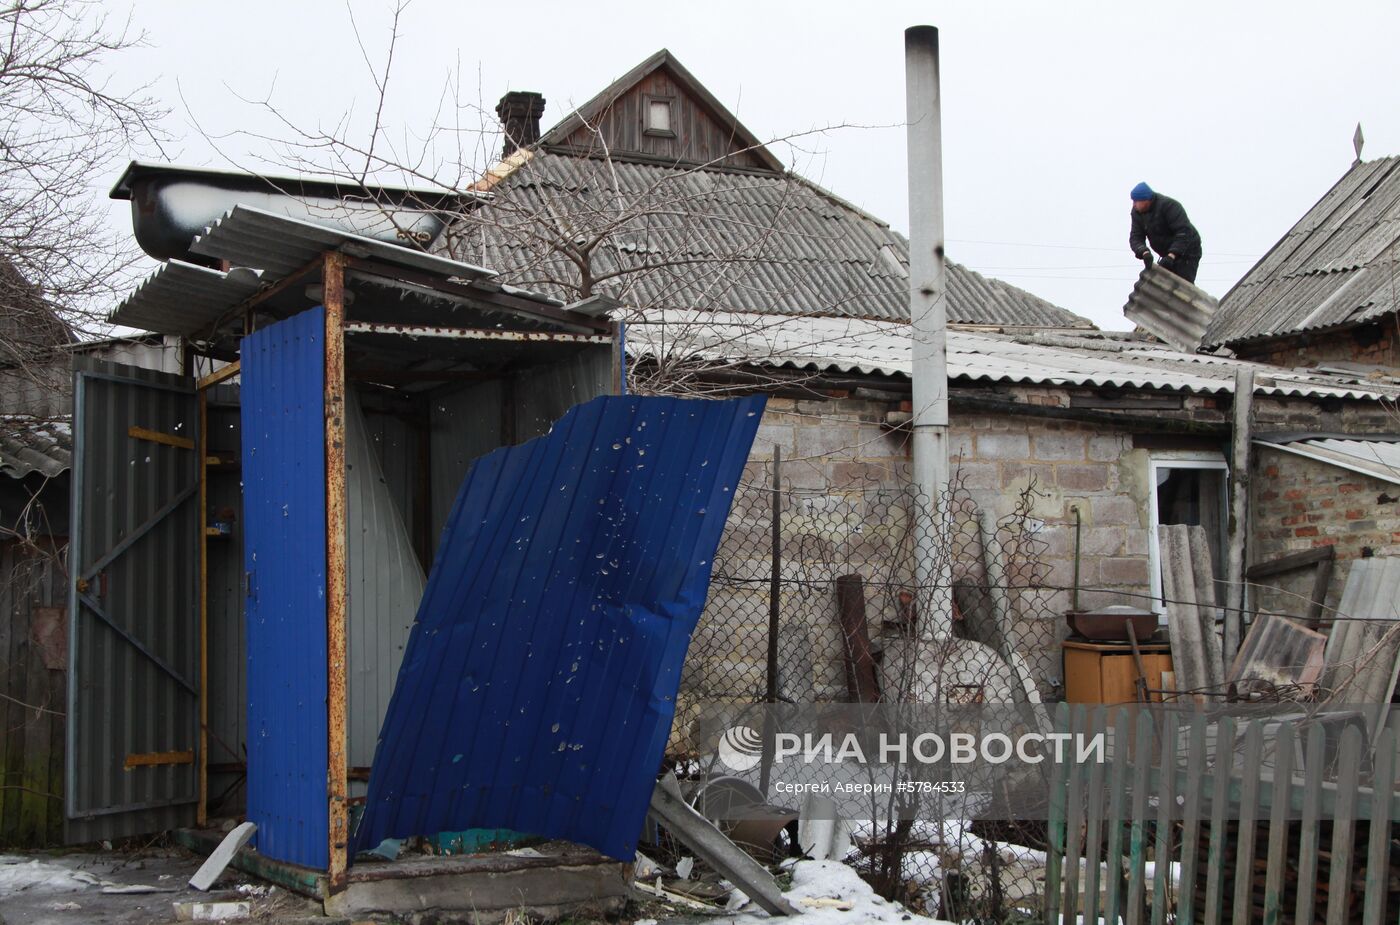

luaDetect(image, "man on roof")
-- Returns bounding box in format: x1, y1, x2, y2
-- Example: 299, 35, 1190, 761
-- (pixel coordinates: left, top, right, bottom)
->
1128, 182, 1202, 283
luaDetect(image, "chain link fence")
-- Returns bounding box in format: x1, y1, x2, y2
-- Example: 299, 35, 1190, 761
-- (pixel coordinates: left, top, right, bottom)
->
666, 464, 1066, 922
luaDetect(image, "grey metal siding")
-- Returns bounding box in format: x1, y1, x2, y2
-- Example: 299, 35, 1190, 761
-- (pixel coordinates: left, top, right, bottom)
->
346, 392, 424, 775
66, 357, 199, 844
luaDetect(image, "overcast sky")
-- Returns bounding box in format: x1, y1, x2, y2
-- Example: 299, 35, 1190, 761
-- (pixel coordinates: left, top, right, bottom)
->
107, 0, 1400, 330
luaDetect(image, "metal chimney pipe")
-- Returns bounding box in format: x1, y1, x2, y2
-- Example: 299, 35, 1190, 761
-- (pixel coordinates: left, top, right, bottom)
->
905, 25, 952, 639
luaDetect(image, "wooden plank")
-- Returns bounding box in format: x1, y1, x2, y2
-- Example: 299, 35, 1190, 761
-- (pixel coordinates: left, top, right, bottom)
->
1083, 706, 1108, 925
127, 425, 195, 450
1177, 713, 1208, 925
1203, 715, 1236, 925
1245, 545, 1335, 581
1295, 725, 1325, 925
196, 361, 240, 391
1043, 702, 1069, 925
1126, 710, 1153, 925
1231, 722, 1265, 925
1151, 711, 1179, 925
1362, 726, 1395, 925
1324, 725, 1362, 925
1306, 553, 1335, 630
1261, 722, 1296, 925
1224, 367, 1254, 667
124, 750, 194, 769
1103, 706, 1132, 925
1061, 705, 1087, 919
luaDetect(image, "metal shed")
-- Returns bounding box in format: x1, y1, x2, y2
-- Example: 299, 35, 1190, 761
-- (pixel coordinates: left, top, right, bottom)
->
70, 205, 620, 889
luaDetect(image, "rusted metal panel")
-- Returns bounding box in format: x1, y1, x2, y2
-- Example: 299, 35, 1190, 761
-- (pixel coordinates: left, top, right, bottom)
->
323, 253, 349, 887
354, 393, 765, 860
240, 306, 328, 870
344, 321, 612, 344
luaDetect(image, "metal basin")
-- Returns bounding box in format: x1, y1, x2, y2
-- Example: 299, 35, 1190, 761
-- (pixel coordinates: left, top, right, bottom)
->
1066, 605, 1159, 642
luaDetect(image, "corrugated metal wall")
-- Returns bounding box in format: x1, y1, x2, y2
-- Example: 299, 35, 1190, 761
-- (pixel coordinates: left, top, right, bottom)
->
346, 391, 424, 776
67, 357, 199, 844
0, 539, 66, 846
428, 347, 613, 547
205, 389, 246, 815
241, 308, 328, 870
354, 394, 765, 860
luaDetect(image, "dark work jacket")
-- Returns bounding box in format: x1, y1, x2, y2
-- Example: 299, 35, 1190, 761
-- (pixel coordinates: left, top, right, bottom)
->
1129, 194, 1202, 259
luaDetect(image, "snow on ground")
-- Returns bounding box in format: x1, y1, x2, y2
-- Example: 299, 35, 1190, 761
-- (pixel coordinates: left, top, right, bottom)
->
0, 855, 108, 893
728, 860, 957, 925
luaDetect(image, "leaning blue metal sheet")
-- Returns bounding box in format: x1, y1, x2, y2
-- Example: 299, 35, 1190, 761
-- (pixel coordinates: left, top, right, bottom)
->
353, 393, 765, 860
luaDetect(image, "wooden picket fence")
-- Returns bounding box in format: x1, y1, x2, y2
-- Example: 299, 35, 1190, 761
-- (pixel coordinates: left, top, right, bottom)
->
1044, 704, 1399, 925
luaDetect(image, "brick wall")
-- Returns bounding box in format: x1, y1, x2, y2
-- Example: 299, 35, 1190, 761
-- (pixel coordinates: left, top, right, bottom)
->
687, 395, 1163, 710
1233, 320, 1400, 370
1250, 446, 1400, 617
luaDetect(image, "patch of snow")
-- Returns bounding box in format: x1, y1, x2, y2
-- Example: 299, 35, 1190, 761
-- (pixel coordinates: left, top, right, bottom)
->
730, 860, 957, 925
0, 856, 106, 893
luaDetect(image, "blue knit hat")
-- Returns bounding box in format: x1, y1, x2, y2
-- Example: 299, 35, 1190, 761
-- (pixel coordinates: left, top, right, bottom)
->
1130, 182, 1154, 202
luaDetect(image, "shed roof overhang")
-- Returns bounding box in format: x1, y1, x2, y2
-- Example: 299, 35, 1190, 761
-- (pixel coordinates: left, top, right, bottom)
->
112, 205, 612, 348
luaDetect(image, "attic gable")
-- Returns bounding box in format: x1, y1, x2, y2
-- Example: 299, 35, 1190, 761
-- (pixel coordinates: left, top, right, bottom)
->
539, 49, 785, 173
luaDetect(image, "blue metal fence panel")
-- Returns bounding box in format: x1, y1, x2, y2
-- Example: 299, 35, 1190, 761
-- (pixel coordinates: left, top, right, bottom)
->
241, 307, 329, 871
354, 393, 765, 860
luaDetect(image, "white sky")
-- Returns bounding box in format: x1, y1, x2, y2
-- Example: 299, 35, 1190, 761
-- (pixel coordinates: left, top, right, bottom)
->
107, 0, 1400, 330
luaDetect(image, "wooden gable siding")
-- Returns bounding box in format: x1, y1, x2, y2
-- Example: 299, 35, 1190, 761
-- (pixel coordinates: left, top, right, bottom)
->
557, 69, 771, 171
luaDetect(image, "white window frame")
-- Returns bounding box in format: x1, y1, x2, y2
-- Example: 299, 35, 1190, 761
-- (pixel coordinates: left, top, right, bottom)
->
1146, 452, 1229, 619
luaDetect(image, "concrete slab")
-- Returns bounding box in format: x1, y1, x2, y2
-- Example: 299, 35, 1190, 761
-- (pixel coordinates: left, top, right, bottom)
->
325, 840, 630, 922
189, 820, 257, 890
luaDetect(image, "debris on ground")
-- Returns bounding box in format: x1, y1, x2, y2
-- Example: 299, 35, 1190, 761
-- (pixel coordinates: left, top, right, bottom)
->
0, 849, 320, 925
727, 860, 957, 925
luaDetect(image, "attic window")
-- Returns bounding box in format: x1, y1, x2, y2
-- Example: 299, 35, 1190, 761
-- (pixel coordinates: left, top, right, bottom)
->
644, 95, 675, 138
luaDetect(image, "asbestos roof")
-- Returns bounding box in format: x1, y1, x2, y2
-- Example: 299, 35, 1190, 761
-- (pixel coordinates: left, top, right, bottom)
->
110, 206, 579, 339
1255, 436, 1400, 486
191, 205, 496, 282
0, 417, 71, 480
1206, 156, 1400, 348
626, 311, 1400, 401
451, 150, 1095, 329
111, 259, 263, 337
1122, 264, 1218, 352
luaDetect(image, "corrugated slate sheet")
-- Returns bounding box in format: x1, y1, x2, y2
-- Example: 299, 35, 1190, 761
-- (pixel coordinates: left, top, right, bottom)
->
240, 307, 329, 870
0, 417, 71, 479
1206, 157, 1400, 347
353, 393, 764, 860
625, 310, 1400, 401
1256, 436, 1400, 486
192, 205, 496, 283
1122, 264, 1218, 352
110, 260, 262, 337
452, 151, 1093, 328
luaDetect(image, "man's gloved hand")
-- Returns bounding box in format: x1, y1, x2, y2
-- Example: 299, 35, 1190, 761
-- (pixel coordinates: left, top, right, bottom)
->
1138, 250, 1154, 269
1159, 253, 1177, 271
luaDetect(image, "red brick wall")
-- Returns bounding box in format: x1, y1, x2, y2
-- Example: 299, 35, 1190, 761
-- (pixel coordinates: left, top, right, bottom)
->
1250, 446, 1400, 615
1233, 321, 1400, 370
